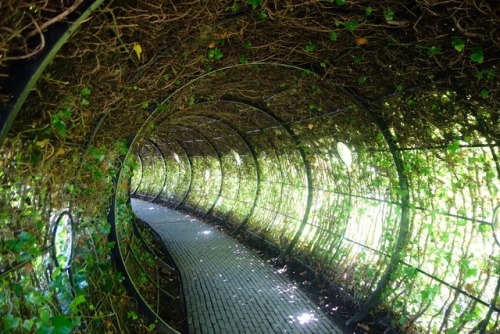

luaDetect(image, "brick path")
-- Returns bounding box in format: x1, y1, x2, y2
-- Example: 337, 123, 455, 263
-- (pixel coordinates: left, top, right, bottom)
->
132, 199, 342, 334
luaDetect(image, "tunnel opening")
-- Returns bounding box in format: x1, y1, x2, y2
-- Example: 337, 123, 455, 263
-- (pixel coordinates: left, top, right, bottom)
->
1, 1, 499, 333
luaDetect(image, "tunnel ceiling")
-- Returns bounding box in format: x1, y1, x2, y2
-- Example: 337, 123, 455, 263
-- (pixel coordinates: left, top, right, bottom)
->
1, 0, 499, 333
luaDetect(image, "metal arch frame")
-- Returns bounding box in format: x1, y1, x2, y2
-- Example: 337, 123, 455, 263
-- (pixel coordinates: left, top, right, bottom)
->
128, 61, 500, 329
237, 118, 287, 237
316, 151, 353, 277
147, 140, 168, 203
341, 87, 411, 326
148, 139, 179, 204
170, 114, 260, 222
186, 100, 295, 240
108, 147, 181, 334
166, 124, 224, 217
167, 140, 194, 208
50, 210, 75, 270
211, 98, 314, 258
158, 125, 217, 210
130, 154, 143, 196
468, 110, 500, 333
135, 141, 164, 199
170, 139, 194, 210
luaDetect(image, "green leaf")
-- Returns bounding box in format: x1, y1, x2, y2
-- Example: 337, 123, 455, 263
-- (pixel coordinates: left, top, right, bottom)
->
239, 54, 248, 64
358, 75, 367, 84
396, 84, 403, 91
475, 71, 484, 80
385, 8, 395, 21
80, 97, 90, 106
480, 89, 489, 99
344, 20, 359, 30
81, 87, 91, 96
330, 31, 337, 41
208, 48, 223, 60
36, 325, 54, 334
365, 7, 373, 16
451, 37, 465, 52
258, 10, 267, 19
464, 268, 478, 279
305, 41, 315, 52
57, 107, 72, 120
335, 0, 345, 5
3, 314, 21, 331
127, 311, 138, 321
23, 319, 34, 331
52, 315, 75, 334
470, 47, 484, 64
69, 295, 86, 314
245, 0, 262, 9
486, 69, 496, 81
427, 46, 442, 56
244, 41, 252, 49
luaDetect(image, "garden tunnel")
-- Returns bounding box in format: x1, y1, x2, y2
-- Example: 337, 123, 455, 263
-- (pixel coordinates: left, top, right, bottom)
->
1, 1, 499, 333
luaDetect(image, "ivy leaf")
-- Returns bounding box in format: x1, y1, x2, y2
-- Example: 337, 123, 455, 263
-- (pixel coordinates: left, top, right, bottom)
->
385, 9, 395, 21
464, 268, 478, 279
208, 48, 224, 60
239, 54, 248, 64
344, 20, 359, 30
3, 314, 21, 331
486, 69, 496, 81
245, 0, 262, 9
69, 295, 86, 314
23, 319, 34, 331
451, 37, 465, 52
81, 87, 91, 96
480, 89, 489, 99
470, 47, 483, 64
305, 41, 315, 52
52, 315, 75, 334
330, 31, 338, 41
427, 46, 442, 56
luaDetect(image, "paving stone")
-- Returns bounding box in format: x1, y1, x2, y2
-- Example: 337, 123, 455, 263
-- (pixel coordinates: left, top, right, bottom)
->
132, 199, 342, 334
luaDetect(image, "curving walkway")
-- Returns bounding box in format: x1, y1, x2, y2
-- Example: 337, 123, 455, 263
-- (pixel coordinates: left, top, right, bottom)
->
131, 199, 342, 334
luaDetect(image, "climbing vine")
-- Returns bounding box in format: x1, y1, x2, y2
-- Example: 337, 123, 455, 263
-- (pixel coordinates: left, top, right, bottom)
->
1, 0, 499, 333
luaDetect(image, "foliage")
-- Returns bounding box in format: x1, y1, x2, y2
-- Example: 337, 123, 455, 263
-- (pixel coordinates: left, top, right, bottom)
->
1, 0, 499, 333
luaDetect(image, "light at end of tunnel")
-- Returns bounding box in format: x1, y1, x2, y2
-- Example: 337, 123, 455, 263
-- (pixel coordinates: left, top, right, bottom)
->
336, 142, 352, 168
